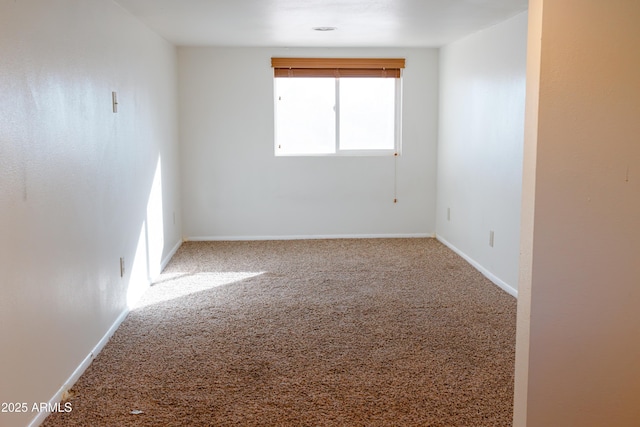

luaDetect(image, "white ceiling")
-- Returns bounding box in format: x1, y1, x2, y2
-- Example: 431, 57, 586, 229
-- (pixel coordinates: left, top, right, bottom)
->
113, 0, 528, 47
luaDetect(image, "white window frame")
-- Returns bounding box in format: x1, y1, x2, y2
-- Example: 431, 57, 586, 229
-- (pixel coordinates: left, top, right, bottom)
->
271, 57, 404, 157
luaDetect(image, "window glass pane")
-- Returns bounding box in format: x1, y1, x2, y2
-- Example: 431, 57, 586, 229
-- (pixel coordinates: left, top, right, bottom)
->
275, 78, 335, 155
339, 78, 396, 150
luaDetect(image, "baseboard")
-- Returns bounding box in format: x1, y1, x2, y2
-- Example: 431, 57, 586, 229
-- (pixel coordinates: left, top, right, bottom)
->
161, 239, 182, 272
436, 234, 518, 298
28, 308, 130, 427
26, 233, 509, 427
186, 233, 434, 241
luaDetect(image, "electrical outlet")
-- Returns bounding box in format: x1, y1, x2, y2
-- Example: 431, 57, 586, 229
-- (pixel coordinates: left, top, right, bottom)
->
489, 230, 495, 247
447, 208, 451, 221
120, 257, 125, 277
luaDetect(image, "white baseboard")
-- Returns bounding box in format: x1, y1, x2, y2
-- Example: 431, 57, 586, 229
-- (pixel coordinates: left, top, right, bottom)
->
28, 308, 130, 427
185, 233, 434, 241
161, 239, 182, 271
436, 234, 518, 298
25, 233, 510, 427
29, 240, 182, 426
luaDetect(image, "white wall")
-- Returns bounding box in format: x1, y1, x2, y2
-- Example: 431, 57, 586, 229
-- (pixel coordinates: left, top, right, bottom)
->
178, 47, 438, 240
436, 13, 528, 295
512, 3, 541, 425
0, 1, 181, 426
515, 1, 640, 425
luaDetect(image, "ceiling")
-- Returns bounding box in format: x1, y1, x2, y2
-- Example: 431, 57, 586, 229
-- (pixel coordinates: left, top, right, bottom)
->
113, 0, 528, 47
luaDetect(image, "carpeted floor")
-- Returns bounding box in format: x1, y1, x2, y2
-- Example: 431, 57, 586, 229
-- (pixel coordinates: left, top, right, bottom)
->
43, 238, 517, 426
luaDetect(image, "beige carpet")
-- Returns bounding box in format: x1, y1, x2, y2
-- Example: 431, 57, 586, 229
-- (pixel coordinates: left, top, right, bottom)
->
43, 238, 517, 426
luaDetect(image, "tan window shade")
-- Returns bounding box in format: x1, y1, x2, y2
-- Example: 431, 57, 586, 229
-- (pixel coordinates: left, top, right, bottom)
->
271, 57, 405, 78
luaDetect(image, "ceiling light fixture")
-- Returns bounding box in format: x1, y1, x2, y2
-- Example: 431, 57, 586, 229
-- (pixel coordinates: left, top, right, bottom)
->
313, 26, 337, 32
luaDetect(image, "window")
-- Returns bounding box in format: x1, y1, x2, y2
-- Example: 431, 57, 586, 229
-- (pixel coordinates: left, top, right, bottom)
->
272, 57, 404, 156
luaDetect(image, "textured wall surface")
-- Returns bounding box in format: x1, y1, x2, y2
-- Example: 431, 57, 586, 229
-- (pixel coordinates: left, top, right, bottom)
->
516, 1, 640, 425
0, 1, 181, 425
178, 47, 438, 240
436, 12, 528, 293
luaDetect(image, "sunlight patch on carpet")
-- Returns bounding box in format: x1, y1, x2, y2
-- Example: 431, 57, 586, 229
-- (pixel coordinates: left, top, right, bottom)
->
133, 271, 264, 309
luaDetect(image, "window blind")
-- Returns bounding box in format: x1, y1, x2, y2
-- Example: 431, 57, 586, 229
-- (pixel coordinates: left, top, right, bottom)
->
271, 57, 405, 78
